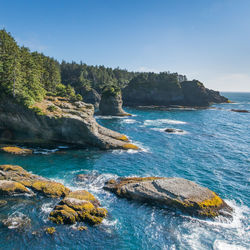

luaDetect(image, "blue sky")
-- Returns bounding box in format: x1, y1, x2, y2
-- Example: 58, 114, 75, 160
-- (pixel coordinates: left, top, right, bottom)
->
1, 0, 250, 91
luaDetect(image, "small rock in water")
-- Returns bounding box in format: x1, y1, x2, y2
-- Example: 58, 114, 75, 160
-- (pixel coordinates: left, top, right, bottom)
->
0, 200, 7, 207
78, 226, 87, 231
231, 109, 249, 113
45, 227, 56, 234
165, 128, 184, 133
0, 146, 32, 155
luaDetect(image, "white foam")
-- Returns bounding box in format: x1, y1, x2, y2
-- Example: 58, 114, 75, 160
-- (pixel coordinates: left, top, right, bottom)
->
122, 119, 137, 124
33, 148, 59, 154
144, 119, 187, 126
95, 115, 126, 119
41, 202, 54, 214
213, 240, 247, 250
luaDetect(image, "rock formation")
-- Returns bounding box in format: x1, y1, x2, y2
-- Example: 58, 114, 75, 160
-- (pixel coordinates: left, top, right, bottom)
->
76, 85, 101, 110
99, 86, 131, 116
0, 96, 138, 150
104, 177, 232, 218
0, 164, 107, 225
123, 78, 228, 107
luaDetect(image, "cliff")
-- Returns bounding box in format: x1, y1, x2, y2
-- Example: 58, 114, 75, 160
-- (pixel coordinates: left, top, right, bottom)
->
99, 86, 130, 116
123, 78, 228, 107
0, 96, 137, 150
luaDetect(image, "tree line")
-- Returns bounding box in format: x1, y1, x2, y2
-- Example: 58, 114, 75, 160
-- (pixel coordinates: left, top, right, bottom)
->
0, 29, 187, 106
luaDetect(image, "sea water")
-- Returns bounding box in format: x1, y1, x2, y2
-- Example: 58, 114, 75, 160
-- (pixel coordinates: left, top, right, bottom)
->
0, 92, 249, 250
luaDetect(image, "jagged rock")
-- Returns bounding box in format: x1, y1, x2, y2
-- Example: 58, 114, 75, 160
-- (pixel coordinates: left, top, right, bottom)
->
104, 177, 232, 218
49, 190, 107, 225
165, 128, 184, 133
0, 165, 69, 197
99, 86, 131, 116
0, 146, 32, 155
123, 78, 228, 107
231, 109, 249, 113
0, 164, 108, 226
0, 96, 138, 150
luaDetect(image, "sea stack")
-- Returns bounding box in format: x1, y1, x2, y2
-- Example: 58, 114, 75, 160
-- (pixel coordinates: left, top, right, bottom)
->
99, 86, 131, 116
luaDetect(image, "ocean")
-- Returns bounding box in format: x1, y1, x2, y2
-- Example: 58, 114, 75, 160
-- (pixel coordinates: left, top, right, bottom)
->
0, 92, 249, 250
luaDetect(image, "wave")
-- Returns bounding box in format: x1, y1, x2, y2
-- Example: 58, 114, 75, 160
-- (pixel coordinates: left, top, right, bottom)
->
144, 119, 187, 126
122, 119, 137, 124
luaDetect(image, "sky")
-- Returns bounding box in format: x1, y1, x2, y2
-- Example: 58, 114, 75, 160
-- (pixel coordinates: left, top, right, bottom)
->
1, 0, 250, 92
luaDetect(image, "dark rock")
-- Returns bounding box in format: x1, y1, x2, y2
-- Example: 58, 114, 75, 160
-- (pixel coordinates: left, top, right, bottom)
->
104, 177, 232, 218
99, 86, 131, 116
123, 77, 228, 107
76, 86, 101, 110
165, 128, 184, 133
231, 109, 249, 113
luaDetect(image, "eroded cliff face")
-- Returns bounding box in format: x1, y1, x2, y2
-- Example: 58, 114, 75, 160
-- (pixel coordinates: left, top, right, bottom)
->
123, 80, 228, 107
99, 92, 130, 116
0, 96, 137, 150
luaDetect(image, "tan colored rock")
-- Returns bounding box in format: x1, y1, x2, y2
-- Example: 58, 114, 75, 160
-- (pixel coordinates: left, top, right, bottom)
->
0, 180, 31, 195
1, 146, 32, 155
104, 177, 232, 218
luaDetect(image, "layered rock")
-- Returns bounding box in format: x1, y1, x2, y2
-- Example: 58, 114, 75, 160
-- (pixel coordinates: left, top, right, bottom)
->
99, 86, 131, 116
104, 177, 232, 218
0, 96, 138, 150
123, 78, 228, 107
0, 164, 107, 225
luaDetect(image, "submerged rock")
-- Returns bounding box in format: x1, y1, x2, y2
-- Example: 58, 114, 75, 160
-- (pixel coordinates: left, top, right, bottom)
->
45, 227, 56, 234
0, 199, 7, 207
104, 177, 232, 218
231, 109, 249, 113
2, 212, 31, 230
0, 146, 32, 155
99, 86, 131, 116
164, 128, 184, 133
0, 96, 137, 150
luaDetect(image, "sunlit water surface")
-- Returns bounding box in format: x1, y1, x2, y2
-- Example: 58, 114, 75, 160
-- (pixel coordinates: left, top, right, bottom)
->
0, 92, 249, 250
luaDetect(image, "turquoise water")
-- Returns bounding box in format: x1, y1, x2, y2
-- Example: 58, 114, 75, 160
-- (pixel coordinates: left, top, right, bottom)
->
0, 92, 249, 250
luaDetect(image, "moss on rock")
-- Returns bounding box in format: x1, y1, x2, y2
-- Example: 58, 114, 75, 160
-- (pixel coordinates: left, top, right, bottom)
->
1, 146, 32, 155
0, 180, 31, 195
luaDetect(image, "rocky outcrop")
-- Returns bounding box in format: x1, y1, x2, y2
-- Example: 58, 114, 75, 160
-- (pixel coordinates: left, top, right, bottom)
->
1, 146, 32, 155
104, 177, 232, 218
123, 78, 228, 107
76, 85, 101, 110
0, 96, 138, 150
165, 128, 184, 133
0, 164, 108, 225
231, 109, 249, 113
99, 86, 131, 116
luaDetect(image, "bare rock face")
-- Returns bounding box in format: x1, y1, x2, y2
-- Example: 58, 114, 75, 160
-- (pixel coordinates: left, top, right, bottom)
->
99, 86, 131, 116
0, 96, 138, 150
76, 85, 101, 110
123, 78, 228, 107
104, 177, 232, 218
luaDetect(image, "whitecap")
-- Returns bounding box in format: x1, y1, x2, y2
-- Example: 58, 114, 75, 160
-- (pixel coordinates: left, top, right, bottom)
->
40, 202, 54, 214
122, 119, 137, 124
144, 119, 187, 126
213, 240, 247, 250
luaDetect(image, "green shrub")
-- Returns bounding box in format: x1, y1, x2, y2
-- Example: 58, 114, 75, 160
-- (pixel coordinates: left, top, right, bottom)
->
31, 107, 45, 116
47, 105, 58, 112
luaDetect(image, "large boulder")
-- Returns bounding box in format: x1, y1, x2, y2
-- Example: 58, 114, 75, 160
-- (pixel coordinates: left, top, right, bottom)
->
99, 86, 131, 116
104, 177, 232, 218
0, 96, 138, 150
